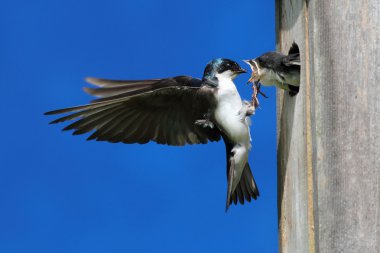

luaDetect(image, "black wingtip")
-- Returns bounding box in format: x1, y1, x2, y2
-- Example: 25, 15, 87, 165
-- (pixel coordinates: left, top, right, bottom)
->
62, 125, 74, 131
49, 120, 59, 124
225, 156, 235, 213
288, 42, 300, 55
44, 110, 57, 116
86, 134, 97, 141
85, 77, 102, 86
225, 197, 233, 212
288, 85, 299, 96
72, 130, 85, 135
44, 108, 70, 115
225, 193, 232, 212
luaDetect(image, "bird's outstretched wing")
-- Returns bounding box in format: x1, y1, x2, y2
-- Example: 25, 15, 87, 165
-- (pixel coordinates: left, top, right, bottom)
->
45, 76, 220, 146
287, 41, 300, 56
283, 55, 300, 67
283, 42, 301, 66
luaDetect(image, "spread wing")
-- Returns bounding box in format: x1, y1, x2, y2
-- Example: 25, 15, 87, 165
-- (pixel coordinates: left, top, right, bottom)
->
283, 54, 300, 67
45, 76, 221, 146
286, 41, 300, 66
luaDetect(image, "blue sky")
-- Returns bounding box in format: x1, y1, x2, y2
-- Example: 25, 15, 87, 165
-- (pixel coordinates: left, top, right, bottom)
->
0, 0, 277, 252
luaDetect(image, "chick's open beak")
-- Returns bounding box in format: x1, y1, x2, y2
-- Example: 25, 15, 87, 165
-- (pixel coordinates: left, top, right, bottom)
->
242, 59, 251, 65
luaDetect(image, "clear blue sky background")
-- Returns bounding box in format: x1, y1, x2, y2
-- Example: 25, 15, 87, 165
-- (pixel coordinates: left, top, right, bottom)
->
0, 1, 277, 252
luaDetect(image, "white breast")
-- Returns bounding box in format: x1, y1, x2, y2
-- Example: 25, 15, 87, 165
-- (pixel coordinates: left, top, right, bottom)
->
213, 73, 252, 190
213, 73, 250, 146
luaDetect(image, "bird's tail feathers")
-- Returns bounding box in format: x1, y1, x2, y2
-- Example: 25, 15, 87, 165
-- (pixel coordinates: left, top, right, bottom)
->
225, 156, 235, 212
226, 163, 259, 212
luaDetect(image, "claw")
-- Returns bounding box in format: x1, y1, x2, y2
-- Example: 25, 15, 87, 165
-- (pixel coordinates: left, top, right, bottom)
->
195, 119, 214, 128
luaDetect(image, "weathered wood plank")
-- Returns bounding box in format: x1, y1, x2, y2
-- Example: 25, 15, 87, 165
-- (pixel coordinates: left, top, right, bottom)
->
277, 0, 380, 252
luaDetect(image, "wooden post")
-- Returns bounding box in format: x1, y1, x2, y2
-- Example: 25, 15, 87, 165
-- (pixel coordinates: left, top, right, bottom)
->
276, 0, 380, 252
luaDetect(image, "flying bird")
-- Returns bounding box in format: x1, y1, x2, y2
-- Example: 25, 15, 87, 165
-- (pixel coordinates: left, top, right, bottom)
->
244, 42, 300, 96
45, 58, 259, 211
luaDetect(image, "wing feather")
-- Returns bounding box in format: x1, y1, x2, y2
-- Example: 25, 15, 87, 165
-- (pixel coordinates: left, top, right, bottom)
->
49, 104, 118, 124
62, 105, 123, 132
72, 107, 127, 136
85, 77, 159, 87
46, 76, 220, 146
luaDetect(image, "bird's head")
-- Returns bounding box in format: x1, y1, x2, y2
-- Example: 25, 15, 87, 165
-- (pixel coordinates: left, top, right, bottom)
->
203, 58, 246, 84
243, 59, 260, 84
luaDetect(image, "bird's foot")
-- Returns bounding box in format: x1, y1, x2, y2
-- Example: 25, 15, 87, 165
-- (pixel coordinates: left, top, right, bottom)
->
195, 119, 214, 128
242, 101, 255, 116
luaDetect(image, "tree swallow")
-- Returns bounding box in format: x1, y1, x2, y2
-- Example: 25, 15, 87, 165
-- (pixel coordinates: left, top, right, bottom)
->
244, 42, 300, 96
45, 58, 259, 211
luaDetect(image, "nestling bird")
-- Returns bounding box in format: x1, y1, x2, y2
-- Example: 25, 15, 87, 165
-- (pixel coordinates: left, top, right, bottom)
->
243, 42, 300, 96
45, 58, 259, 211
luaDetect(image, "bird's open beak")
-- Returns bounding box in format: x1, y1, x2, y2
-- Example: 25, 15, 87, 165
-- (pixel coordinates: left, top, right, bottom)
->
235, 68, 247, 74
242, 59, 257, 71
242, 59, 259, 84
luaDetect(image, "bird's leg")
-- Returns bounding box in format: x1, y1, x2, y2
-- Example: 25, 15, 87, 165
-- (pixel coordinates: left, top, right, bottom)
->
195, 119, 214, 128
195, 111, 214, 128
243, 100, 256, 117
241, 84, 259, 119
